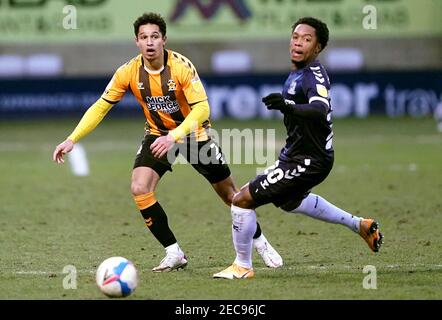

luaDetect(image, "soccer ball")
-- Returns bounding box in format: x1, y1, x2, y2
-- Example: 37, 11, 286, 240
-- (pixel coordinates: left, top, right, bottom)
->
96, 256, 138, 298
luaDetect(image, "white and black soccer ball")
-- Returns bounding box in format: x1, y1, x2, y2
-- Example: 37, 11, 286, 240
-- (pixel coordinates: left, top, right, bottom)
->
96, 256, 138, 298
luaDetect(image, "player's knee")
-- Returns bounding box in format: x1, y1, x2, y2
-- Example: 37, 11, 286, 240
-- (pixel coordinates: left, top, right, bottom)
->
232, 192, 254, 209
130, 181, 150, 196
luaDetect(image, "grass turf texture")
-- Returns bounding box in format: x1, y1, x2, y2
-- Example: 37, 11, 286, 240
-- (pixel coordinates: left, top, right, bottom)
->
1, 116, 441, 299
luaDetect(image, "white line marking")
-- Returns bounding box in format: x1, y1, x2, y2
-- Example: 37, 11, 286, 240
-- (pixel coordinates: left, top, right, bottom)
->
13, 264, 442, 276
15, 270, 94, 275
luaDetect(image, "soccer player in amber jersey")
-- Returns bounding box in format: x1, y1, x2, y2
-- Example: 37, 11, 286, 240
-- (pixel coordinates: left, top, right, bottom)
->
53, 12, 282, 272
214, 17, 383, 280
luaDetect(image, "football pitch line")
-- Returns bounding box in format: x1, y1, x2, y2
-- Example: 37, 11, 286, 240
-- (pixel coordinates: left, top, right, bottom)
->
12, 263, 442, 276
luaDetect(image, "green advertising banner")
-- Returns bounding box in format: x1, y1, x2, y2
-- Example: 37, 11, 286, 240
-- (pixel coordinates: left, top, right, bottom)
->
0, 0, 441, 43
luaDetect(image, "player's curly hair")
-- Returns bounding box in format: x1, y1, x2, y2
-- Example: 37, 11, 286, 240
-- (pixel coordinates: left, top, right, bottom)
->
133, 12, 167, 37
292, 17, 329, 52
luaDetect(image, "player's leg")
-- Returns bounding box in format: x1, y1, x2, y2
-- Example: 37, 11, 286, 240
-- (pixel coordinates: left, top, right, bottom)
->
277, 156, 383, 253
281, 194, 383, 252
213, 184, 257, 279
210, 174, 237, 206
210, 174, 266, 243
132, 135, 187, 272
281, 193, 362, 232
188, 138, 282, 268
217, 158, 324, 279
210, 175, 283, 268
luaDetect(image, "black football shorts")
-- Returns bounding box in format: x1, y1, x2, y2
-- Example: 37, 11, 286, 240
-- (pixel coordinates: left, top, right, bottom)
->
249, 156, 333, 208
133, 134, 231, 184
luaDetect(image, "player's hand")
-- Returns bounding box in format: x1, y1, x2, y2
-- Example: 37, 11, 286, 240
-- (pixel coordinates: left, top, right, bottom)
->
150, 134, 175, 158
53, 139, 74, 164
262, 93, 293, 113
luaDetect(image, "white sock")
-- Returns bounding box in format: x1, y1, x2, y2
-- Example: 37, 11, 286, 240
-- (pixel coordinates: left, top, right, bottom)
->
290, 193, 361, 233
165, 243, 183, 255
231, 205, 257, 269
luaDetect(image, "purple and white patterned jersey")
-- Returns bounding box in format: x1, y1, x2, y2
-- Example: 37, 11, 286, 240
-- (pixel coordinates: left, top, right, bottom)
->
279, 60, 334, 164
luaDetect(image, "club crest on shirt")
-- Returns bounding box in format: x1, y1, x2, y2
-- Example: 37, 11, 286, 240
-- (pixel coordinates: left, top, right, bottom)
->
288, 80, 297, 95
167, 79, 177, 91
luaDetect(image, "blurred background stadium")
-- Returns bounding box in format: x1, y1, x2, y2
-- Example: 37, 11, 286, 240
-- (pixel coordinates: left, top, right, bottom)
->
1, 0, 441, 119
1, 0, 442, 300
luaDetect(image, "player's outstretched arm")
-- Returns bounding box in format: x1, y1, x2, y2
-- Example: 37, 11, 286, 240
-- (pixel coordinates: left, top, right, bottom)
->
52, 99, 114, 164
53, 139, 75, 164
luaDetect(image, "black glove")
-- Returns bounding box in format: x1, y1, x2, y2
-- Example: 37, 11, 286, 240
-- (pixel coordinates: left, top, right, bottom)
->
262, 93, 294, 113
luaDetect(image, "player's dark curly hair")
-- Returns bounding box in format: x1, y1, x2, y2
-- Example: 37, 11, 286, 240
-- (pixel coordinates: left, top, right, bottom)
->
292, 17, 329, 52
133, 12, 167, 37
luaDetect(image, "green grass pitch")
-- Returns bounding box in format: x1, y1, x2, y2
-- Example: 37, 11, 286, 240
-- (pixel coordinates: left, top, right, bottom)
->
1, 116, 441, 299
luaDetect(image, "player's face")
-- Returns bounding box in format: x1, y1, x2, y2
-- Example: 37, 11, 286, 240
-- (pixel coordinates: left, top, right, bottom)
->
135, 24, 167, 62
290, 24, 321, 65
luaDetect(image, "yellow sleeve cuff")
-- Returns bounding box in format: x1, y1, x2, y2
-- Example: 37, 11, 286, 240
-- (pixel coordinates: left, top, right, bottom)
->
169, 100, 210, 142
67, 98, 113, 143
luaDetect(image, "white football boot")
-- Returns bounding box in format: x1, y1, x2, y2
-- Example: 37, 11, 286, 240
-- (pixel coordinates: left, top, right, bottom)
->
152, 251, 188, 272
253, 234, 283, 268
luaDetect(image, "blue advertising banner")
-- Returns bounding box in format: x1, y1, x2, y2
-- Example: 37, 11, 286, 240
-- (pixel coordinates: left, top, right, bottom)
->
1, 71, 441, 119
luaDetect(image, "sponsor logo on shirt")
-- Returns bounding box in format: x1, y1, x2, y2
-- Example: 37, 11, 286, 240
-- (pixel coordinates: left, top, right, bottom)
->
146, 96, 180, 114
288, 80, 297, 95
